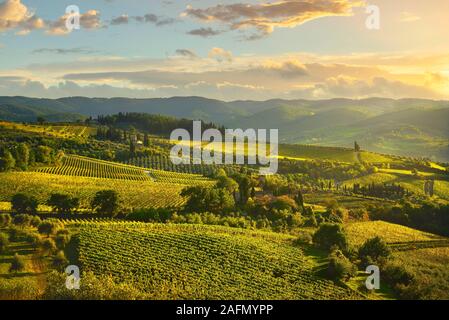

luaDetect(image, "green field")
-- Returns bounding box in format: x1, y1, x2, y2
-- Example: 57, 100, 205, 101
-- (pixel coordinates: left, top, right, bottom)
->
72, 222, 363, 300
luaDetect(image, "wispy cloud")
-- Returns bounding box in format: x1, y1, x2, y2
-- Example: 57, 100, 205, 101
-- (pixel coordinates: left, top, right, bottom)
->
182, 0, 364, 39
32, 47, 99, 55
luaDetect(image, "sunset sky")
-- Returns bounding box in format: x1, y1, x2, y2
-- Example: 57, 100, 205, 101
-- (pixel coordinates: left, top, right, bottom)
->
1, 0, 449, 100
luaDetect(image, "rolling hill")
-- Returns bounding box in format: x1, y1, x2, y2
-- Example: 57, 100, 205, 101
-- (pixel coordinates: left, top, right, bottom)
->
1, 96, 449, 161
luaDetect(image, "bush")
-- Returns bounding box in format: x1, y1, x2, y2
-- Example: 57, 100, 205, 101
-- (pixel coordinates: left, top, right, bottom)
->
30, 216, 42, 228
43, 271, 147, 300
384, 264, 414, 288
11, 194, 38, 215
327, 249, 357, 281
53, 251, 69, 269
0, 214, 12, 227
295, 231, 313, 245
13, 214, 33, 227
38, 221, 58, 237
8, 226, 29, 242
40, 238, 57, 255
359, 236, 391, 267
0, 233, 9, 254
47, 193, 80, 214
91, 190, 120, 216
55, 232, 71, 250
10, 253, 26, 273
313, 223, 348, 251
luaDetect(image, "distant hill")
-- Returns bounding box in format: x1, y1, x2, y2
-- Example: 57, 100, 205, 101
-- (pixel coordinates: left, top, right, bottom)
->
1, 96, 449, 161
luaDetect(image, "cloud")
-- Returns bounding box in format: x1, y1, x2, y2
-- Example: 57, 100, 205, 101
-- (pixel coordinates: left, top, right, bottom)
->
0, 0, 45, 34
132, 13, 176, 26
208, 47, 233, 62
175, 49, 198, 59
187, 27, 222, 37
294, 76, 440, 100
183, 0, 363, 38
47, 10, 101, 35
32, 47, 99, 55
110, 14, 129, 25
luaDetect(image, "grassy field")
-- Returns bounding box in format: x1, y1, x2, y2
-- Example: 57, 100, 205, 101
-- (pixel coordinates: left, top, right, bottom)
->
71, 222, 363, 300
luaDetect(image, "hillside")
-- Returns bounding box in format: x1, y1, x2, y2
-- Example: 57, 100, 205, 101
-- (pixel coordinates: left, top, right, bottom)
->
71, 222, 363, 300
1, 96, 449, 161
346, 221, 449, 299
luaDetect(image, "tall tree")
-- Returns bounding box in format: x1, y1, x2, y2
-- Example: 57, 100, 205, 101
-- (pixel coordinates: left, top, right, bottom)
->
16, 143, 30, 170
0, 150, 15, 172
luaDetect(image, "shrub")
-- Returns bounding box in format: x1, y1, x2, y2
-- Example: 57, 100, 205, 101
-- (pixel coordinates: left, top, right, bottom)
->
384, 264, 414, 288
0, 214, 12, 227
295, 231, 313, 245
11, 194, 38, 215
327, 249, 357, 281
13, 214, 33, 227
358, 236, 391, 267
43, 271, 147, 300
313, 223, 348, 251
91, 190, 120, 216
47, 194, 80, 214
38, 221, 58, 237
10, 254, 26, 273
55, 233, 71, 250
53, 251, 69, 269
8, 226, 29, 242
40, 238, 57, 255
0, 233, 9, 254
30, 216, 42, 228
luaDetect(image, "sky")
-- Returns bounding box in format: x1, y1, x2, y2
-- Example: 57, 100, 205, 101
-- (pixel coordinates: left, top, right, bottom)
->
0, 0, 449, 100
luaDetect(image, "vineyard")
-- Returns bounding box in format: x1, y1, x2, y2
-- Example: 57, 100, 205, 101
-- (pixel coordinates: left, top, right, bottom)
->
345, 221, 447, 247
345, 221, 449, 299
0, 121, 93, 139
35, 155, 214, 185
0, 171, 189, 209
36, 155, 152, 181
73, 222, 364, 300
342, 172, 449, 201
124, 155, 256, 176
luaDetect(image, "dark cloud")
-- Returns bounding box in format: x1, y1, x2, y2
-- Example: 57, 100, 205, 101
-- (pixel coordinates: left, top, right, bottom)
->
110, 15, 129, 25
132, 13, 176, 26
175, 49, 198, 59
187, 27, 222, 37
